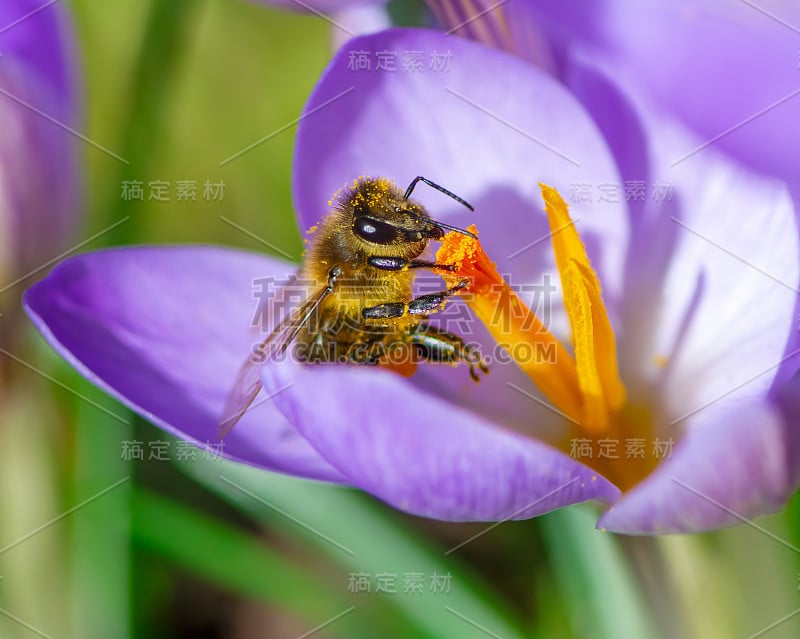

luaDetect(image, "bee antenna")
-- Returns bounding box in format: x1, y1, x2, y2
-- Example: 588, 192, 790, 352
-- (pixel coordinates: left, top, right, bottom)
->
433, 219, 478, 240
403, 176, 475, 212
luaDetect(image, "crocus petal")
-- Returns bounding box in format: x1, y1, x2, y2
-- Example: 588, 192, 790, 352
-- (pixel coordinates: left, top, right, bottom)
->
556, 47, 800, 415
24, 247, 346, 482
261, 358, 620, 521
0, 0, 80, 286
598, 396, 791, 534
659, 159, 798, 417
0, 0, 78, 119
534, 0, 800, 183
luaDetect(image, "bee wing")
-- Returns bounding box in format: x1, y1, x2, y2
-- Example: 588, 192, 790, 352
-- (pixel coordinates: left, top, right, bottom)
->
217, 277, 335, 439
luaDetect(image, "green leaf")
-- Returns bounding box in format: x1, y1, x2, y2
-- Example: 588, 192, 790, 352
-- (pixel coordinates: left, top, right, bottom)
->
131, 488, 423, 639
52, 360, 133, 639
185, 459, 531, 639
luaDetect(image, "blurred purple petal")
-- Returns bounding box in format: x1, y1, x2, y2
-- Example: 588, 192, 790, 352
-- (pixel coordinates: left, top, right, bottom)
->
331, 2, 391, 51
262, 359, 620, 521
24, 247, 346, 482
536, 0, 800, 182
0, 0, 80, 290
0, 0, 78, 119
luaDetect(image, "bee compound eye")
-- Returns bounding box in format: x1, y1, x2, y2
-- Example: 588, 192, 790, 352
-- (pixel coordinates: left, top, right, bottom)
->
353, 216, 401, 244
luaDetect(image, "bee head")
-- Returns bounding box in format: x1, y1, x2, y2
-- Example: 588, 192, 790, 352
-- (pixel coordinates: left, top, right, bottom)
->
344, 177, 475, 253
343, 178, 438, 250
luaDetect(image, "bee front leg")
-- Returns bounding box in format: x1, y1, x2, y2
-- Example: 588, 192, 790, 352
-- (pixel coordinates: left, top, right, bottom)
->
367, 256, 455, 272
408, 323, 489, 382
362, 279, 469, 320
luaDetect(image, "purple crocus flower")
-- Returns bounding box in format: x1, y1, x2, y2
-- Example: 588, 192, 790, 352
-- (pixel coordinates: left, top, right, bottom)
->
0, 1, 80, 302
25, 29, 799, 533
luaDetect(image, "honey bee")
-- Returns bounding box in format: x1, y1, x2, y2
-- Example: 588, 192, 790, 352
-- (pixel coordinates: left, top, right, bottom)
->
218, 176, 488, 437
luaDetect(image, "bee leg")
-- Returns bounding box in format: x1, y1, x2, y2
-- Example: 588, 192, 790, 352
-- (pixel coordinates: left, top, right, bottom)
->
362, 279, 468, 320
409, 323, 489, 381
363, 302, 405, 319
367, 256, 455, 272
408, 259, 455, 272
407, 279, 468, 315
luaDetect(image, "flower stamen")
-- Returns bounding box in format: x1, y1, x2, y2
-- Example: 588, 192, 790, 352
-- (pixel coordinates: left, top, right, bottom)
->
542, 183, 626, 433
437, 183, 626, 439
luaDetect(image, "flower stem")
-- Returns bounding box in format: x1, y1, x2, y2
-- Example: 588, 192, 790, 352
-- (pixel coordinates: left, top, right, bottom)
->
618, 536, 688, 639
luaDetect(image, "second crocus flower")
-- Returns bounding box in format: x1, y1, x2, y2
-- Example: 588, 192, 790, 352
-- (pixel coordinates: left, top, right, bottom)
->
0, 0, 81, 330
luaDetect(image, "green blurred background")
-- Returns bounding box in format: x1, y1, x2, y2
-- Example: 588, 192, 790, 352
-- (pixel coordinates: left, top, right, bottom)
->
1, 1, 799, 637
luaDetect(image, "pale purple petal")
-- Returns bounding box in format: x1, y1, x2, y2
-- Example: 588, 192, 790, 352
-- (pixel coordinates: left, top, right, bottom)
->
631, 108, 799, 425
562, 49, 799, 436
262, 358, 620, 521
598, 396, 792, 534
24, 247, 346, 482
633, 140, 800, 531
